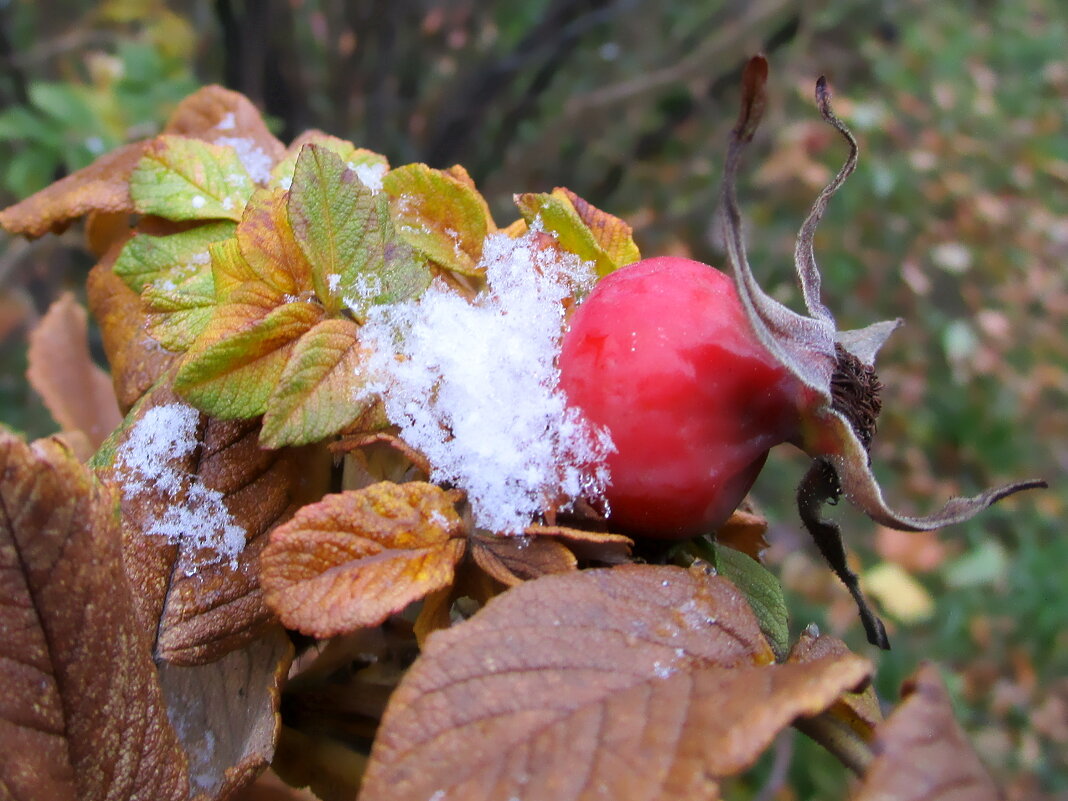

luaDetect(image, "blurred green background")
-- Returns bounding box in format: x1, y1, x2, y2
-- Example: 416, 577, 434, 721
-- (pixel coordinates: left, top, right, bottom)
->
0, 1, 1064, 798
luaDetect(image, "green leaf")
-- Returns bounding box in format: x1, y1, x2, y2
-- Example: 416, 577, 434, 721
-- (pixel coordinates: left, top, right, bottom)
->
130, 135, 255, 222
260, 318, 374, 448
288, 144, 430, 319
515, 188, 640, 277
382, 163, 494, 276
714, 544, 790, 661
269, 132, 388, 193
174, 301, 324, 419
113, 222, 236, 294
143, 265, 218, 352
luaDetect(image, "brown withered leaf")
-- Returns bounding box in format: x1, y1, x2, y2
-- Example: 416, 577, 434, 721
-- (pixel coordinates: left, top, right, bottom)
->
470, 532, 577, 585
159, 626, 293, 801
790, 627, 882, 741
261, 482, 467, 637
0, 432, 187, 801
96, 380, 329, 665
716, 505, 769, 561
27, 292, 122, 453
362, 564, 873, 801
526, 523, 634, 565
164, 85, 286, 167
413, 560, 504, 647
852, 663, 1001, 801
0, 141, 144, 238
87, 237, 178, 412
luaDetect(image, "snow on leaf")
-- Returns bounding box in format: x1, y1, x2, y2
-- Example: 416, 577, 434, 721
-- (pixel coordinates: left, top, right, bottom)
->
359, 226, 613, 534
163, 85, 285, 168
260, 482, 467, 637
361, 564, 873, 801
515, 187, 640, 277
269, 130, 388, 193
0, 432, 188, 800
382, 162, 496, 276
260, 318, 375, 448
130, 135, 255, 222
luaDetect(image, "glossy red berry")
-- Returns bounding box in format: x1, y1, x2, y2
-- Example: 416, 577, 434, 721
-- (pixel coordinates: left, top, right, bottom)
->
558, 256, 802, 538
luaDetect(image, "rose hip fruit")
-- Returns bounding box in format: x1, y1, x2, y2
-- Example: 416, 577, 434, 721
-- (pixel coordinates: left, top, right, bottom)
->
558, 256, 801, 538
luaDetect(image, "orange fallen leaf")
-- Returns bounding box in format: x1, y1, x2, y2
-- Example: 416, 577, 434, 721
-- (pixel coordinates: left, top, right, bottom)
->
27, 292, 122, 453
362, 564, 873, 801
852, 663, 1001, 800
0, 432, 187, 800
261, 481, 467, 637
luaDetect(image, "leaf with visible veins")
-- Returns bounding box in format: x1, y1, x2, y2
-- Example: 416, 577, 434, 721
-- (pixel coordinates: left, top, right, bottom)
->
260, 482, 467, 637
362, 564, 873, 801
0, 432, 188, 800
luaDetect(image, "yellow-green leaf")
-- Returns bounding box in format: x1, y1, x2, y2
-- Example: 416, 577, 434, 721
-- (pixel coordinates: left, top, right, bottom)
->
382, 163, 494, 276
270, 131, 388, 192
261, 318, 374, 448
113, 221, 235, 294
515, 187, 640, 277
130, 135, 255, 222
175, 301, 324, 418
236, 187, 315, 300
143, 266, 218, 352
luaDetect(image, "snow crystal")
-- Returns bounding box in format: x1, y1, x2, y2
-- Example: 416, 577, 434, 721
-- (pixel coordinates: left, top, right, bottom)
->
214, 136, 273, 184
222, 196, 234, 211
327, 273, 342, 293
216, 112, 236, 131
116, 403, 246, 572
351, 161, 386, 193
191, 195, 206, 210
359, 226, 614, 534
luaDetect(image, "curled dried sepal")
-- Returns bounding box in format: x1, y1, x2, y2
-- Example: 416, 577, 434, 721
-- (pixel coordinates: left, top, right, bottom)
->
723, 57, 1046, 646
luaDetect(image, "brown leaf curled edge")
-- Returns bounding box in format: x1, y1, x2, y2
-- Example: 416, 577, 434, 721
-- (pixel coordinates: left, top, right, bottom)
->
361, 564, 873, 801
0, 432, 187, 801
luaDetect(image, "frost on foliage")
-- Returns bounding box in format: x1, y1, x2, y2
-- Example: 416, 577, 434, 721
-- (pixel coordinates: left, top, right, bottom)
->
352, 161, 386, 193
116, 403, 245, 573
360, 227, 614, 534
213, 134, 273, 185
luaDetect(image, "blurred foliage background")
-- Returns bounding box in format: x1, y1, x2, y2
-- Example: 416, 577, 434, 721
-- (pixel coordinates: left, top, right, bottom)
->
0, 0, 1065, 798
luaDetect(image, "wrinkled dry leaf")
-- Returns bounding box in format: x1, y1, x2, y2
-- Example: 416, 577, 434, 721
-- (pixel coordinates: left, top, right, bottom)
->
470, 531, 577, 585
96, 381, 329, 664
525, 524, 634, 564
0, 432, 187, 801
0, 142, 144, 238
790, 628, 882, 745
87, 238, 178, 412
852, 663, 1001, 801
716, 506, 770, 560
27, 292, 122, 452
261, 482, 467, 637
160, 626, 293, 801
362, 564, 873, 801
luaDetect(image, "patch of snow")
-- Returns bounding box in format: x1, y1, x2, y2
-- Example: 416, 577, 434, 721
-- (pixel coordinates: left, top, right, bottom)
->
280, 175, 293, 191
351, 161, 386, 193
191, 195, 206, 210
214, 136, 272, 184
359, 225, 614, 534
116, 403, 246, 572
216, 112, 236, 131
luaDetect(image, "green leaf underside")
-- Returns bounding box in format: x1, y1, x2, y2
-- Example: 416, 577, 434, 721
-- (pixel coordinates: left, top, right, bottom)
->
383, 163, 492, 276
143, 266, 217, 352
113, 222, 236, 294
260, 318, 373, 448
288, 144, 430, 320
516, 190, 617, 277
269, 132, 388, 192
714, 544, 790, 661
175, 301, 324, 418
130, 135, 254, 222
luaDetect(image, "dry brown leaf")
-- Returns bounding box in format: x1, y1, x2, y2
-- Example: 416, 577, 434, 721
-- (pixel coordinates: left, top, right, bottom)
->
0, 142, 145, 238
413, 560, 504, 647
98, 381, 329, 665
790, 627, 882, 742
27, 292, 122, 452
470, 531, 577, 585
261, 482, 467, 637
0, 432, 187, 801
716, 506, 770, 561
526, 523, 634, 564
362, 564, 873, 801
87, 237, 178, 412
852, 663, 1001, 801
165, 85, 286, 166
160, 626, 293, 801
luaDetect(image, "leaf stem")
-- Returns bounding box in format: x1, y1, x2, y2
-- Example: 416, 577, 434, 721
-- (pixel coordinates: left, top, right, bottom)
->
794, 710, 873, 776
